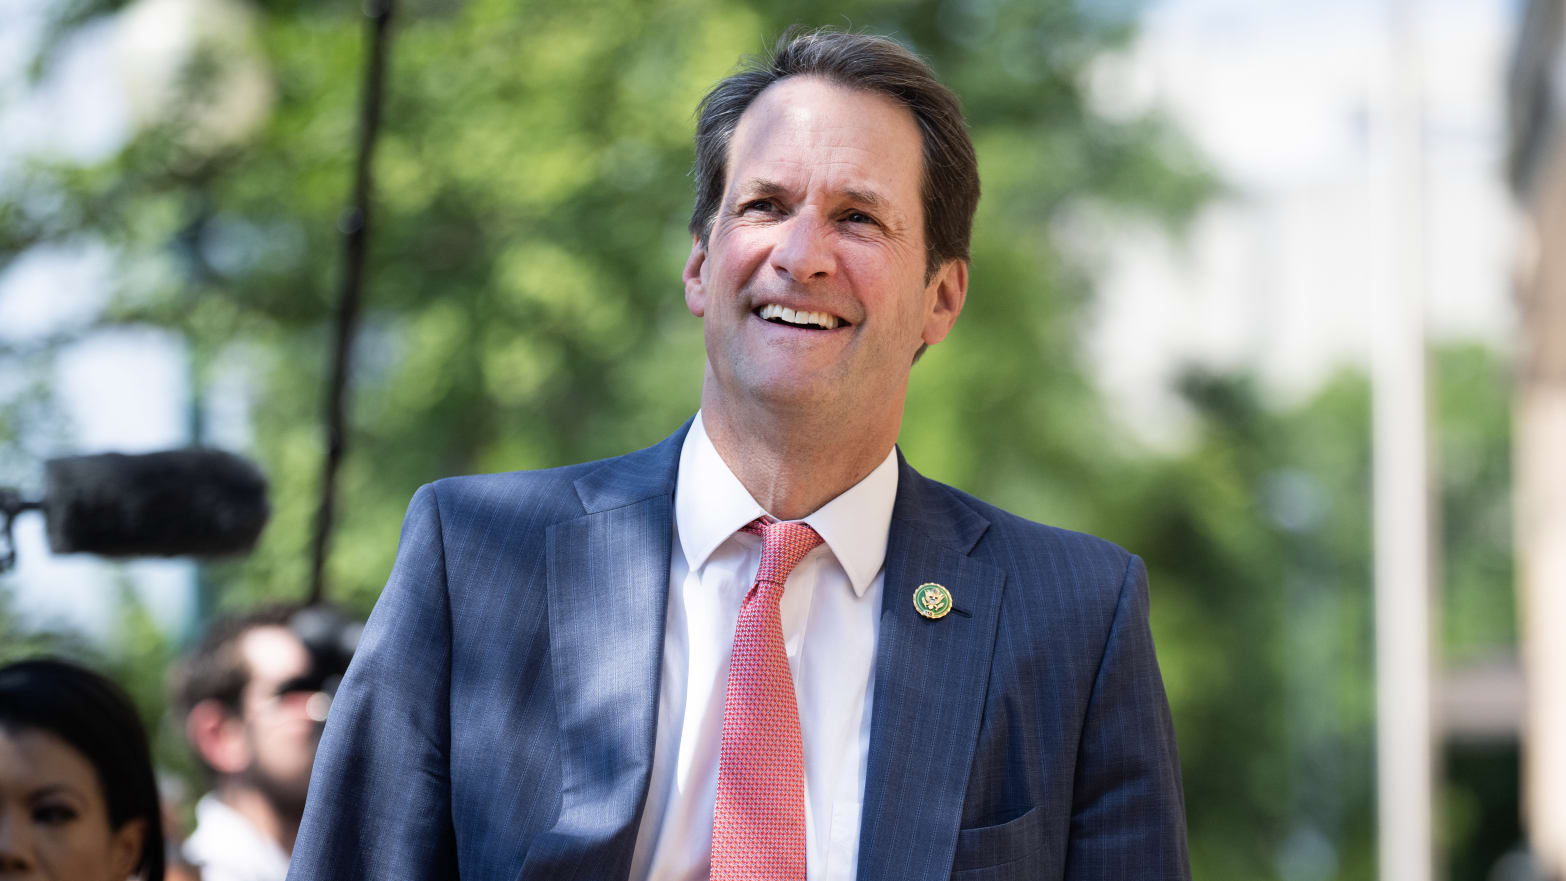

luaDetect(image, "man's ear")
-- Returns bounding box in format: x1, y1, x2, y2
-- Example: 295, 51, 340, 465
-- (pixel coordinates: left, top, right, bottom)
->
108, 817, 146, 881
920, 258, 969, 347
683, 235, 708, 318
186, 699, 250, 776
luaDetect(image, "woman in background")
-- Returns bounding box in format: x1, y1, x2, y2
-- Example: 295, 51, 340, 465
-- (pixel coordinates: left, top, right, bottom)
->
0, 657, 167, 881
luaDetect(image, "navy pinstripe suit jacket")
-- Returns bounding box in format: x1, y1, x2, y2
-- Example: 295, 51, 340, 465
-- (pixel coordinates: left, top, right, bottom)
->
286, 421, 1190, 880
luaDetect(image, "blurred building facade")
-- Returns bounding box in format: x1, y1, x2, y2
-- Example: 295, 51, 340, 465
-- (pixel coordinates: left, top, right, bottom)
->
1508, 0, 1566, 875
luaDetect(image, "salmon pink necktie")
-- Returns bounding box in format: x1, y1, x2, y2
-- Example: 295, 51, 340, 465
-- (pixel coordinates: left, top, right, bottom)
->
710, 518, 822, 881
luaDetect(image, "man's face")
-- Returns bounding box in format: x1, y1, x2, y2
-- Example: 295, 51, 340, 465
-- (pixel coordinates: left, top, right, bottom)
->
234, 627, 320, 813
684, 76, 966, 417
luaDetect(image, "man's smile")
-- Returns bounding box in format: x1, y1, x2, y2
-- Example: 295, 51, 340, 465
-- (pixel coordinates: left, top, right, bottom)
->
753, 302, 849, 330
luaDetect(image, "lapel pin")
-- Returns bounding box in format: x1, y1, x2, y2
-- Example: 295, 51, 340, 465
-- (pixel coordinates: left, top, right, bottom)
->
913, 582, 953, 620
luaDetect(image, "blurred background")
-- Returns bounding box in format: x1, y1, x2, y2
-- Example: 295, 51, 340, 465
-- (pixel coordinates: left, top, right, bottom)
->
0, 0, 1555, 878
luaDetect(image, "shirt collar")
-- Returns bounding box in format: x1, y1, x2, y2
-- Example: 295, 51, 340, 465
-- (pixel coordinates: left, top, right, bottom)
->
675, 411, 899, 597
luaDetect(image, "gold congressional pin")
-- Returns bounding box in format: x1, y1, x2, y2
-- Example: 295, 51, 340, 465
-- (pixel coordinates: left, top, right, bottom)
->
914, 582, 953, 619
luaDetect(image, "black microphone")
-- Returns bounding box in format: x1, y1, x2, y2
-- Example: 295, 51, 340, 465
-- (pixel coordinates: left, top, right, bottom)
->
39, 448, 269, 558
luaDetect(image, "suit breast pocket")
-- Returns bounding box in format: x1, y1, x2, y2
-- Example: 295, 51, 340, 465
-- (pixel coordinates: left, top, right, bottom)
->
950, 805, 1049, 879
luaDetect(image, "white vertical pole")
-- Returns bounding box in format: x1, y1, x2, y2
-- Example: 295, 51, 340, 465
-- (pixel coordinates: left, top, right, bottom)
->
1372, 0, 1435, 879
1519, 146, 1566, 879
1520, 367, 1566, 877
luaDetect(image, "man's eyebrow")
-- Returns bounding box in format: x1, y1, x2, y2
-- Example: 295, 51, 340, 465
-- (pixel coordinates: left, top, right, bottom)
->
733, 179, 893, 212
840, 187, 891, 212
733, 178, 790, 201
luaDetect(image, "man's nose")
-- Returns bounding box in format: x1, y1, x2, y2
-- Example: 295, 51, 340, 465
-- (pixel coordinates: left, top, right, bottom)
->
771, 212, 836, 282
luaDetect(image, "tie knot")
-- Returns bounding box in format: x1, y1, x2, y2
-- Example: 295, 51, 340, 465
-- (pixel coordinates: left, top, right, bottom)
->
740, 519, 823, 585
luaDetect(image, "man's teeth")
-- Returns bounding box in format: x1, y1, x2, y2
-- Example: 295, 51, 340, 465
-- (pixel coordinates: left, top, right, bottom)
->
758, 303, 839, 329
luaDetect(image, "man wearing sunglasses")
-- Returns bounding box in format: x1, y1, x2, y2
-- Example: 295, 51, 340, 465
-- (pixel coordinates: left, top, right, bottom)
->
173, 604, 356, 881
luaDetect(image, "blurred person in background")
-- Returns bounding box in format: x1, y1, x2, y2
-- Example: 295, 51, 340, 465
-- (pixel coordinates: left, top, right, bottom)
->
0, 657, 167, 881
172, 604, 353, 881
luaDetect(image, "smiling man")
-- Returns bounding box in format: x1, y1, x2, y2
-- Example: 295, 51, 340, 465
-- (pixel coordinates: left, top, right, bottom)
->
288, 29, 1189, 881
686, 72, 964, 527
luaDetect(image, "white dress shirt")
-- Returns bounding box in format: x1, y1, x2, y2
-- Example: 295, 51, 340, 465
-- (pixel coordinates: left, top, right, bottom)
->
628, 413, 897, 881
181, 793, 292, 881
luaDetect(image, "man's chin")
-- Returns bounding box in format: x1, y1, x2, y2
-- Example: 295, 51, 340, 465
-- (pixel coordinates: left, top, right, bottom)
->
744, 375, 839, 411
247, 765, 313, 819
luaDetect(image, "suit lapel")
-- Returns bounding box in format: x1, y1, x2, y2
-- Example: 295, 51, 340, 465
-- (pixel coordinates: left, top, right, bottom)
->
857, 457, 1005, 881
521, 426, 687, 881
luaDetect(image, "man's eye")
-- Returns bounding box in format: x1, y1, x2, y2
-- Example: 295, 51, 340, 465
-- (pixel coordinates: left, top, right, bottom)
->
34, 804, 79, 825
844, 211, 876, 225
741, 199, 776, 213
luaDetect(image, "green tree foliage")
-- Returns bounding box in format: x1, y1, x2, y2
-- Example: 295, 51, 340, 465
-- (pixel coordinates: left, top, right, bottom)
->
1097, 344, 1514, 881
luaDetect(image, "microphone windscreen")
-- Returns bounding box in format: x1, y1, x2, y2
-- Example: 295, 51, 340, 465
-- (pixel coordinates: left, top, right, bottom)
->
44, 449, 270, 558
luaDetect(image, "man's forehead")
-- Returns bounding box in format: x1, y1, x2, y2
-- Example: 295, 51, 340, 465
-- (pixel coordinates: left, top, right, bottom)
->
239, 625, 310, 685
724, 76, 923, 203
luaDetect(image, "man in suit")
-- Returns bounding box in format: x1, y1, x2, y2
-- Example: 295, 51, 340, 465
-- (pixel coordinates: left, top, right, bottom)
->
287, 29, 1189, 881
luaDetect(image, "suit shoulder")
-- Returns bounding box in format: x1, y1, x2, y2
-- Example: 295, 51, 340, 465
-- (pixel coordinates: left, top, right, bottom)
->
934, 480, 1137, 586
416, 424, 686, 532
422, 458, 604, 526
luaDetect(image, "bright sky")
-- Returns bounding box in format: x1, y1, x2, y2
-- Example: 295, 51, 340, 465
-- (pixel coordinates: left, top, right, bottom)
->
0, 0, 1526, 637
